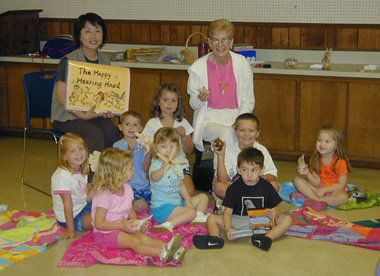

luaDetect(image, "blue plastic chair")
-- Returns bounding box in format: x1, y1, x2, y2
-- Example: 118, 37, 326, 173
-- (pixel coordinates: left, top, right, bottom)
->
21, 70, 63, 195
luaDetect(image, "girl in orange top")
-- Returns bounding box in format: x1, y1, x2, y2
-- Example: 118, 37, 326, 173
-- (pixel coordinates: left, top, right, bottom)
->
293, 125, 351, 207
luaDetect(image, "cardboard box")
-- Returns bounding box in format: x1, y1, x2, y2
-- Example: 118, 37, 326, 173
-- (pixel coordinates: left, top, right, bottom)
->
234, 45, 254, 51
235, 49, 256, 64
126, 48, 137, 60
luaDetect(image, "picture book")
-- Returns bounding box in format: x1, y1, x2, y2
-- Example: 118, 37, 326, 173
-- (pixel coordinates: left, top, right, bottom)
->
65, 61, 130, 114
247, 209, 276, 228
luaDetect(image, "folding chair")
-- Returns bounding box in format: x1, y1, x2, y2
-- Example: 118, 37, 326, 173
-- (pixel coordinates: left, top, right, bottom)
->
21, 70, 64, 196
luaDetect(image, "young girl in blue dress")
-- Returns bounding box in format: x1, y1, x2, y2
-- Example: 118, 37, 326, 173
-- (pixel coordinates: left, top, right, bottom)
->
149, 127, 209, 232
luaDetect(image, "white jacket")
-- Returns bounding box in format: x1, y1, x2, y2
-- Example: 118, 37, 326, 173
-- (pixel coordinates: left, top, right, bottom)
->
187, 51, 255, 151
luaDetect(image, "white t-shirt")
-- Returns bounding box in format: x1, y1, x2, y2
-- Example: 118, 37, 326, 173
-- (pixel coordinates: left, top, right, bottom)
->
143, 117, 194, 169
51, 167, 88, 222
214, 140, 278, 182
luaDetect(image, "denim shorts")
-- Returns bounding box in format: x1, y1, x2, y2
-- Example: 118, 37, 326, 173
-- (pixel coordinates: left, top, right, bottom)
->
132, 185, 152, 203
151, 200, 185, 223
57, 202, 92, 231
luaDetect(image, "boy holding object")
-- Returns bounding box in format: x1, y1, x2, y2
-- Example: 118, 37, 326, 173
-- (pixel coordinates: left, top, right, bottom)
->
194, 148, 293, 251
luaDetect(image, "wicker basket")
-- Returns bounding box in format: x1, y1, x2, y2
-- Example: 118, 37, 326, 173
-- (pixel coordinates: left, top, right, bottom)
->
181, 32, 208, 64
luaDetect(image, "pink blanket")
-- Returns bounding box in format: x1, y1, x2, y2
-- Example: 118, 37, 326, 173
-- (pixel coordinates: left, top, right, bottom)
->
285, 207, 380, 250
58, 214, 208, 267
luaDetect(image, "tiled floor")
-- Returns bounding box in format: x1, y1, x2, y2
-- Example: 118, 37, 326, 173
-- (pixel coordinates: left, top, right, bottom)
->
0, 136, 379, 275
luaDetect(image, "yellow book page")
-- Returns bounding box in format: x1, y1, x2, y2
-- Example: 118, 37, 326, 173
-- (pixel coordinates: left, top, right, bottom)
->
65, 61, 130, 114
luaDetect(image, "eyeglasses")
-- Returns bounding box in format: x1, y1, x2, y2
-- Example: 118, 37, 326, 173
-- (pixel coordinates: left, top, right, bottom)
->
210, 37, 232, 44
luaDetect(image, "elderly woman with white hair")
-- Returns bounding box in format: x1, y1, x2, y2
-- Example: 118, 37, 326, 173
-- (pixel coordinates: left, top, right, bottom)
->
187, 19, 255, 152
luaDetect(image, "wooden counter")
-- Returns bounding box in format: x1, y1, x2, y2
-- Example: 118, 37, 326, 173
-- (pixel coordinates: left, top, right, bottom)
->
1, 56, 379, 168
254, 73, 380, 168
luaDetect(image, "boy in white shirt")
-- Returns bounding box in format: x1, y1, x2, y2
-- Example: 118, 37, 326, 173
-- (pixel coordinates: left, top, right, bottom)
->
213, 113, 280, 200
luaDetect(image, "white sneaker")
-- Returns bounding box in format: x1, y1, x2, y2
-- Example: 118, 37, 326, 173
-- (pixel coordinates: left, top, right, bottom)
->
153, 221, 173, 233
214, 199, 225, 215
160, 234, 183, 263
172, 246, 187, 263
191, 212, 210, 225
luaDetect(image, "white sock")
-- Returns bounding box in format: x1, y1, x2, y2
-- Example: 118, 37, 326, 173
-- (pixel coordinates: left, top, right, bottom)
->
196, 211, 204, 217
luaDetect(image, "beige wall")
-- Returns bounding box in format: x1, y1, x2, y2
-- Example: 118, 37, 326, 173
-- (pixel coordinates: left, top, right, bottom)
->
1, 0, 379, 24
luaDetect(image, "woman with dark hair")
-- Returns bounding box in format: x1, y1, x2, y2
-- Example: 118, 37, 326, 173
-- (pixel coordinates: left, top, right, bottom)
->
51, 13, 119, 153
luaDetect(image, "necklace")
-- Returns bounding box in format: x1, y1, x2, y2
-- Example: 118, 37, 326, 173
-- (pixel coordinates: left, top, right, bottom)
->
215, 58, 230, 95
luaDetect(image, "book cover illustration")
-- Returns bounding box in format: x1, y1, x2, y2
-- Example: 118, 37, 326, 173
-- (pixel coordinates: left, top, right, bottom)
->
247, 209, 277, 228
65, 60, 130, 114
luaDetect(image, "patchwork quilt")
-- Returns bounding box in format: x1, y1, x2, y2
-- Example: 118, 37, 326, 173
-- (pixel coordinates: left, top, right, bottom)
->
285, 207, 380, 250
0, 210, 63, 270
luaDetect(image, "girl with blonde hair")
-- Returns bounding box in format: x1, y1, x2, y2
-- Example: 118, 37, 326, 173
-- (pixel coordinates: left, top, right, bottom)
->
91, 147, 186, 264
52, 132, 93, 239
149, 127, 209, 232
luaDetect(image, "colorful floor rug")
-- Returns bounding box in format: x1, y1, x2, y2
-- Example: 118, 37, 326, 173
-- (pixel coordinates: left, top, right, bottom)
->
285, 207, 380, 250
57, 214, 208, 267
0, 210, 63, 270
280, 182, 380, 210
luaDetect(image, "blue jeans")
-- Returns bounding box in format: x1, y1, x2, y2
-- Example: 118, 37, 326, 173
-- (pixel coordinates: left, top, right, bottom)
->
57, 202, 92, 231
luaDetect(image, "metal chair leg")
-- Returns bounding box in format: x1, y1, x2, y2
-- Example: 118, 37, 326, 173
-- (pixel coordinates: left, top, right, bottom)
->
21, 128, 58, 197
22, 182, 52, 197
21, 127, 28, 184
52, 133, 59, 144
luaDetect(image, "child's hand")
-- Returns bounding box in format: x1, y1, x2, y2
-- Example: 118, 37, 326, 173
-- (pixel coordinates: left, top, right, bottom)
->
185, 200, 194, 209
213, 139, 226, 156
264, 208, 277, 220
162, 161, 170, 171
226, 229, 236, 240
122, 219, 138, 234
139, 221, 150, 232
176, 126, 186, 138
316, 189, 326, 198
85, 184, 91, 194
60, 231, 75, 240
297, 166, 310, 176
